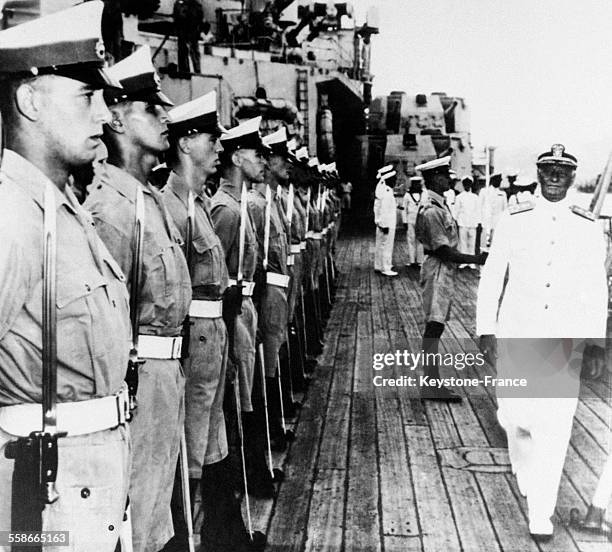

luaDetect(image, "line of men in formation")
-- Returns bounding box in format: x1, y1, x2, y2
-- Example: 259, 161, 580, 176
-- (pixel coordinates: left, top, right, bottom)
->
373, 165, 534, 276
0, 3, 342, 552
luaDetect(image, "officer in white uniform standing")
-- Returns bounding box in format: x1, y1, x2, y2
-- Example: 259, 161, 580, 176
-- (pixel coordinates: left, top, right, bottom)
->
479, 172, 508, 247
373, 165, 398, 277
477, 144, 608, 542
454, 176, 480, 268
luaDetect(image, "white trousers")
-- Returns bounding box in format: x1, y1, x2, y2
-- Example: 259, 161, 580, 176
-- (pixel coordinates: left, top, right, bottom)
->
498, 397, 577, 533
375, 226, 396, 272
592, 452, 612, 509
458, 226, 476, 255
406, 222, 423, 264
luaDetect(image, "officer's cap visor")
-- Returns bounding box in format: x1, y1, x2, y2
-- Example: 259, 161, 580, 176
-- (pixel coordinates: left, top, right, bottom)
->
39, 64, 123, 90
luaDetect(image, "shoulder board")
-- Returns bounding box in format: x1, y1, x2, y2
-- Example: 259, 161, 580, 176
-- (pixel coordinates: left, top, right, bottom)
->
508, 200, 535, 215
569, 205, 596, 221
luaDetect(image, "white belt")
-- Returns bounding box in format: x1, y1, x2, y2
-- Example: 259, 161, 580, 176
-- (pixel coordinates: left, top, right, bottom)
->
300, 241, 307, 251
290, 244, 302, 254
322, 228, 329, 236
266, 272, 290, 288
287, 255, 295, 266
311, 232, 323, 240
0, 386, 130, 437
189, 299, 223, 318
227, 279, 255, 296
306, 231, 314, 238
139, 335, 183, 360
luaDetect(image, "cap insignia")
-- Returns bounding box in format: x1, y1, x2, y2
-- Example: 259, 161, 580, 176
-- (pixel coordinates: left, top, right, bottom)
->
96, 39, 106, 60
551, 144, 565, 158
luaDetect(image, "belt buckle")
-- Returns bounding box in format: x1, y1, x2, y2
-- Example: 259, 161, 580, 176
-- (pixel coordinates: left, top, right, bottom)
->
172, 337, 182, 359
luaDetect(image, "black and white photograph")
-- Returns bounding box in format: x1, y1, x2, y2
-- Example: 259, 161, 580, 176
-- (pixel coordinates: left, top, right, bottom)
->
0, 1, 610, 551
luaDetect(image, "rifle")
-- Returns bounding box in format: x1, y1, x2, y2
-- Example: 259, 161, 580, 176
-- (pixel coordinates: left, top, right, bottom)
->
126, 186, 146, 413
179, 190, 196, 552
5, 182, 65, 551
571, 150, 612, 221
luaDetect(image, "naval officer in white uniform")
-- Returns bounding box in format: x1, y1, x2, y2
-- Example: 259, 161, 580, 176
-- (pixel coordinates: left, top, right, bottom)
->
476, 144, 608, 542
374, 165, 398, 276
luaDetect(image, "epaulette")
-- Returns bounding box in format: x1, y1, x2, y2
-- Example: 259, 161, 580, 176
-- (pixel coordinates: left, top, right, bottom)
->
508, 200, 535, 215
569, 205, 596, 221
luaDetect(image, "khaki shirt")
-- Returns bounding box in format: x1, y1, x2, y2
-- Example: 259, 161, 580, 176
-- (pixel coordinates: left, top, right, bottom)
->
85, 163, 191, 337
279, 185, 305, 244
161, 172, 229, 300
210, 180, 257, 281
416, 189, 459, 324
0, 150, 131, 405
248, 184, 289, 276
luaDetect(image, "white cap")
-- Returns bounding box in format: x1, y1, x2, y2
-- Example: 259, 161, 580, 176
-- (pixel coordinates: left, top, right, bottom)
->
380, 170, 397, 181
308, 157, 320, 168
415, 156, 451, 173
169, 90, 216, 124
295, 147, 309, 161
409, 176, 423, 182
287, 138, 298, 152
376, 164, 394, 178
105, 45, 172, 105
262, 126, 287, 147
220, 116, 268, 152
327, 162, 337, 172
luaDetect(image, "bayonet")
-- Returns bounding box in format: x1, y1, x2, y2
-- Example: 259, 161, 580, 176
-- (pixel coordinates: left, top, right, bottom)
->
571, 150, 612, 220
126, 186, 146, 412
263, 184, 272, 272
40, 181, 62, 505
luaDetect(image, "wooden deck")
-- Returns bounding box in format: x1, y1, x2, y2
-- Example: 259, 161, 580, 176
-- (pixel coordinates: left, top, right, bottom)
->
250, 224, 612, 552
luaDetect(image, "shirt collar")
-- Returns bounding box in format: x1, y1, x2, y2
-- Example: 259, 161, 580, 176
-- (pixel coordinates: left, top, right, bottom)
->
104, 163, 154, 203
166, 171, 190, 207
218, 178, 246, 203
427, 189, 446, 206
1, 149, 75, 213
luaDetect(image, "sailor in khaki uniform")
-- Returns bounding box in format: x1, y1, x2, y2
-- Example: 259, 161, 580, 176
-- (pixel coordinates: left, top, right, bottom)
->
415, 157, 487, 403
210, 119, 268, 550
477, 145, 608, 541
84, 46, 192, 552
0, 4, 131, 551
159, 91, 246, 550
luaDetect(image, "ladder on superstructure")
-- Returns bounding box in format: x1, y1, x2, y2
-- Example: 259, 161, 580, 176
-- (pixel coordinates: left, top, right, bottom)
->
296, 68, 310, 148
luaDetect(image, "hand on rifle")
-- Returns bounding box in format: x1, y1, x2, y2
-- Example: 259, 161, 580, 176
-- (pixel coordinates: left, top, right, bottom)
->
379, 226, 389, 235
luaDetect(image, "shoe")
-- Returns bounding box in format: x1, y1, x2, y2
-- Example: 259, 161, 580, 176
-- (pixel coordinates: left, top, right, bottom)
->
420, 385, 463, 403
381, 270, 398, 277
572, 505, 611, 535
530, 533, 553, 543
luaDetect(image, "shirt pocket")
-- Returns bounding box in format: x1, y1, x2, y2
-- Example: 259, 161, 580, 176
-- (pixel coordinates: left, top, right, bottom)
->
191, 233, 223, 288
56, 269, 107, 362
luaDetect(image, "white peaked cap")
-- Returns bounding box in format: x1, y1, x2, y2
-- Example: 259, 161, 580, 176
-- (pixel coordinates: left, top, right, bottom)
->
107, 45, 155, 82
308, 157, 320, 168
169, 90, 217, 124
221, 116, 262, 141
380, 170, 397, 181
376, 164, 394, 178
263, 126, 287, 146
415, 156, 451, 173
327, 162, 337, 172
0, 1, 103, 56
287, 138, 298, 152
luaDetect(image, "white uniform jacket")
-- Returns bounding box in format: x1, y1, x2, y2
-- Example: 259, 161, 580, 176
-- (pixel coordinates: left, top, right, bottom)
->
476, 196, 608, 339
374, 181, 397, 229
454, 190, 480, 227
